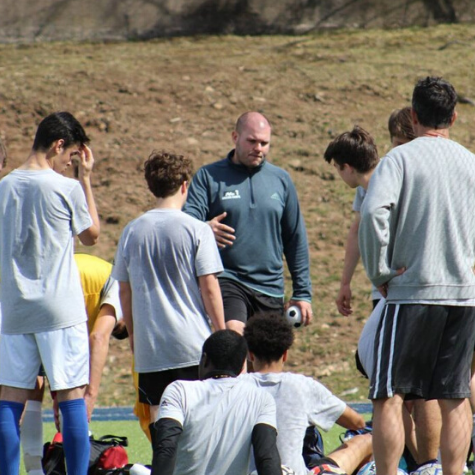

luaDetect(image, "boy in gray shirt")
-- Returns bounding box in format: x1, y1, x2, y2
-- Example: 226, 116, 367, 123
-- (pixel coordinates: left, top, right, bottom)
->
359, 77, 475, 475
112, 151, 226, 439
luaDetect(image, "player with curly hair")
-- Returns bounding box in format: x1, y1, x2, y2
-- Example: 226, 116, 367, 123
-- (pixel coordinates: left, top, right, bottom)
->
112, 151, 226, 439
243, 314, 372, 475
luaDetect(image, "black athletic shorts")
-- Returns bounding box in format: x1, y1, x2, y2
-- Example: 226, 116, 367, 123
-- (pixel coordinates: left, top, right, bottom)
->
219, 278, 284, 323
369, 303, 475, 400
138, 365, 199, 405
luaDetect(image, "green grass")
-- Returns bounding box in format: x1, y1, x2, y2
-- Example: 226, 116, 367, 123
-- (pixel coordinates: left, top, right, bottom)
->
20, 415, 372, 474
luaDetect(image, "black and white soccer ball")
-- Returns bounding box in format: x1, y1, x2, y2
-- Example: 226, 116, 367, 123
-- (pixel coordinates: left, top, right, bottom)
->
285, 306, 302, 328
281, 466, 297, 475
249, 466, 296, 475
357, 461, 408, 475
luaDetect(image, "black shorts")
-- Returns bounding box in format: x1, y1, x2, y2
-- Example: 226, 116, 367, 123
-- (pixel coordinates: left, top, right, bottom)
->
369, 303, 475, 400
219, 278, 284, 324
138, 365, 199, 405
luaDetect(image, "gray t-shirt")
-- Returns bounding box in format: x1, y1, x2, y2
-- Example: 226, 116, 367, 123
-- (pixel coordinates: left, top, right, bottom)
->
242, 372, 346, 475
112, 209, 223, 373
352, 186, 380, 300
0, 170, 92, 334
158, 377, 277, 475
360, 137, 475, 302
352, 186, 366, 212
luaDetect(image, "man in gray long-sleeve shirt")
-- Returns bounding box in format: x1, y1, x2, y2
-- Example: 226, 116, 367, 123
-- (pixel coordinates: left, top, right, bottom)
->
184, 112, 312, 333
359, 77, 475, 475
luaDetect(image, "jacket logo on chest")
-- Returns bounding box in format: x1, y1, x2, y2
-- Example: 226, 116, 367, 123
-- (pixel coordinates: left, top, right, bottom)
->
222, 190, 241, 200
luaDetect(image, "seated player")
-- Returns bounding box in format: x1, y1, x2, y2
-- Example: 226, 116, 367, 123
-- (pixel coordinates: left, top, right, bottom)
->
151, 330, 282, 475
243, 314, 372, 475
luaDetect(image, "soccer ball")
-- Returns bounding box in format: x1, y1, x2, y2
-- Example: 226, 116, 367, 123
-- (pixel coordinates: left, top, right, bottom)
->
249, 466, 296, 475
357, 461, 408, 475
312, 463, 347, 475
281, 466, 297, 475
410, 462, 442, 475
285, 306, 302, 328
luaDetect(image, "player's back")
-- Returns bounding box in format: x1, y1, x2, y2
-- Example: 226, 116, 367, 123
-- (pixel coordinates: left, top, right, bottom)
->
158, 377, 276, 475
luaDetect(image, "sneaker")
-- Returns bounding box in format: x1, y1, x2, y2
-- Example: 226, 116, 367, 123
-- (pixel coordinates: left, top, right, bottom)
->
340, 421, 372, 443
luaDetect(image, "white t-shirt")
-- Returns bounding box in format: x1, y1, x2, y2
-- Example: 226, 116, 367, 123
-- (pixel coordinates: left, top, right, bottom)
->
242, 372, 346, 475
0, 170, 92, 334
157, 377, 277, 475
112, 209, 223, 373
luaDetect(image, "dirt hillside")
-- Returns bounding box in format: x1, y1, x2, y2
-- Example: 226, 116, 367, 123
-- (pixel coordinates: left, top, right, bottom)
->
1, 24, 475, 406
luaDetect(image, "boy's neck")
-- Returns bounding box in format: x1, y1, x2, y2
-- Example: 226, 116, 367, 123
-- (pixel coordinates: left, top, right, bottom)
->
253, 358, 284, 374
356, 168, 374, 190
154, 185, 187, 210
19, 151, 52, 171
155, 196, 185, 210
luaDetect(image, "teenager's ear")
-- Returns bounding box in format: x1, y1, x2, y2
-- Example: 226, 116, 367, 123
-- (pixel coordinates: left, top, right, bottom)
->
248, 351, 256, 362
410, 108, 419, 125
45, 139, 65, 162
282, 350, 288, 363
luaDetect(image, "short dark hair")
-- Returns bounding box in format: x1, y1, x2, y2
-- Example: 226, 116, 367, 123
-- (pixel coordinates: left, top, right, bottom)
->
324, 126, 379, 173
412, 76, 457, 129
388, 107, 415, 141
244, 313, 294, 364
32, 112, 90, 152
144, 151, 194, 199
202, 330, 248, 375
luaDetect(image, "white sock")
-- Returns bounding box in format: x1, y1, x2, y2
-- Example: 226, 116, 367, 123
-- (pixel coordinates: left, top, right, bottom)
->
21, 400, 45, 474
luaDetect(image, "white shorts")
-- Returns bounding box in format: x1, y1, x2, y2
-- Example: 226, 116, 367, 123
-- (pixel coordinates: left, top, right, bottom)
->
101, 277, 123, 321
0, 322, 89, 391
357, 298, 386, 379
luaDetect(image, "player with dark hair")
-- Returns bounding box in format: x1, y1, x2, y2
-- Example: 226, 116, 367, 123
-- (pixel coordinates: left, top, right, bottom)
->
112, 151, 226, 439
325, 116, 413, 316
184, 111, 312, 334
324, 126, 380, 314
243, 314, 372, 475
0, 112, 100, 475
359, 76, 475, 475
152, 330, 282, 475
324, 126, 379, 176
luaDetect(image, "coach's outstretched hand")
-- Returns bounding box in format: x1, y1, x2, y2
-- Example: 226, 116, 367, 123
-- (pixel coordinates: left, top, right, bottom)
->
208, 212, 235, 248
